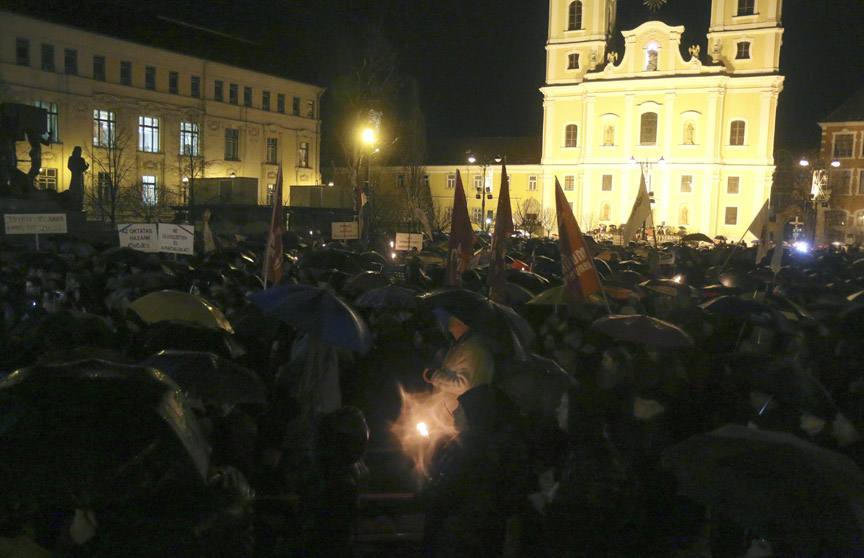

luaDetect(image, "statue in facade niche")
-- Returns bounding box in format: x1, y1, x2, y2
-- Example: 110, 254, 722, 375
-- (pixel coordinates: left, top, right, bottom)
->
606, 51, 619, 65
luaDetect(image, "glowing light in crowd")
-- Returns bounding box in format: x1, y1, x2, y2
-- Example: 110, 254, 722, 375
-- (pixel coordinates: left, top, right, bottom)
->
794, 241, 809, 253
672, 275, 683, 283
392, 386, 458, 480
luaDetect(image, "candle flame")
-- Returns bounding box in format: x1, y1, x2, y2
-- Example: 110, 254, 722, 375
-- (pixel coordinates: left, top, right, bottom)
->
392, 385, 458, 481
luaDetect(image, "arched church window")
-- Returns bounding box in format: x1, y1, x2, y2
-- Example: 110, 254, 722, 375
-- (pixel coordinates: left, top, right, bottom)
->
568, 1, 583, 30
678, 204, 690, 226
683, 121, 696, 145
600, 201, 612, 222
640, 112, 658, 145
730, 120, 746, 146
565, 124, 578, 147
603, 123, 615, 146
645, 41, 659, 71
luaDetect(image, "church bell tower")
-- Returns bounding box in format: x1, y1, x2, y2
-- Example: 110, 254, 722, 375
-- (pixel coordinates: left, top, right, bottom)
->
706, 0, 783, 74
546, 0, 616, 84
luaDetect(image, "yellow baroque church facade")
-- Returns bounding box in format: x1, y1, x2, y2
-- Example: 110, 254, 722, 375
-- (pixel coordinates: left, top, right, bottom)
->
373, 0, 784, 241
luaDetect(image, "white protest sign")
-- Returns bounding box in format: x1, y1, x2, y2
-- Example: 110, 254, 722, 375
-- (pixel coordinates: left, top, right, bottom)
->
4, 213, 67, 235
158, 223, 195, 255
395, 233, 423, 251
117, 223, 159, 252
332, 221, 359, 240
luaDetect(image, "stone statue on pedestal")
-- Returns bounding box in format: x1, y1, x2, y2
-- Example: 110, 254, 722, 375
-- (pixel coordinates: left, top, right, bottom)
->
0, 103, 49, 198
65, 146, 88, 211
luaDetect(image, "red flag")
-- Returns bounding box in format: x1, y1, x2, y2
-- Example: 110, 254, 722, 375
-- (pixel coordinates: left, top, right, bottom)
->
262, 164, 284, 286
446, 170, 476, 287
554, 177, 602, 310
487, 163, 513, 302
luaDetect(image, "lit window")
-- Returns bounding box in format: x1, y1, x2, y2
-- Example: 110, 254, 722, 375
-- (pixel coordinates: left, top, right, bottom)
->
447, 174, 456, 189
35, 101, 58, 142
267, 183, 276, 205
93, 55, 105, 81
736, 42, 751, 60
16, 38, 30, 66
729, 120, 746, 146
298, 141, 309, 167
169, 71, 178, 94
142, 175, 158, 206
680, 175, 693, 193
41, 43, 54, 71
225, 128, 239, 160
568, 1, 583, 30
568, 53, 579, 70
229, 84, 238, 105
601, 174, 613, 191
724, 207, 738, 226
120, 61, 132, 86
64, 48, 77, 75
37, 168, 57, 190
180, 122, 199, 156
528, 175, 537, 191
834, 134, 854, 158
266, 137, 278, 164
737, 0, 755, 16
564, 175, 575, 191
564, 124, 578, 147
831, 170, 852, 195
93, 110, 115, 147
727, 176, 740, 194
138, 116, 160, 153
640, 112, 658, 145
145, 66, 156, 90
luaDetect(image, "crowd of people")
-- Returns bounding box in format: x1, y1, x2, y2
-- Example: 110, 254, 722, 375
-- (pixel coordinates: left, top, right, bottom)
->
1, 229, 864, 557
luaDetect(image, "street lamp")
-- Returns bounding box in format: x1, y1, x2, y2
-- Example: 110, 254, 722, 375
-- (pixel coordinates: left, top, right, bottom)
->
467, 152, 502, 232
629, 156, 665, 242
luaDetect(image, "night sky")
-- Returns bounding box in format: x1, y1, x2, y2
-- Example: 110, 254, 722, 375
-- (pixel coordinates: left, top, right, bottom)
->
5, 0, 864, 153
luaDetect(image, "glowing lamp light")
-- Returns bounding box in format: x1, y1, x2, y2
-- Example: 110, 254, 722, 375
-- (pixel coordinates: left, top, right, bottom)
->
831, 160, 841, 168
417, 422, 429, 438
390, 240, 395, 248
799, 159, 810, 167
672, 275, 683, 283
794, 241, 809, 253
391, 252, 397, 260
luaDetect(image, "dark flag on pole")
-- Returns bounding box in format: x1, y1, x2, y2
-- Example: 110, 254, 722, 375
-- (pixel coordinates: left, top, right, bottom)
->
262, 164, 284, 287
446, 170, 476, 287
487, 163, 513, 302
555, 177, 602, 311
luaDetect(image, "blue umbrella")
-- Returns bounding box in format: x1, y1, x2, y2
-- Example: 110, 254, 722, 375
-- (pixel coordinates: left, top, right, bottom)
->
247, 284, 373, 353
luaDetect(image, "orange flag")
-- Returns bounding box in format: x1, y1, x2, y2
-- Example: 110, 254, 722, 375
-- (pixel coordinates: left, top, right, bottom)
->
554, 177, 602, 309
487, 163, 513, 302
446, 170, 476, 287
262, 164, 284, 287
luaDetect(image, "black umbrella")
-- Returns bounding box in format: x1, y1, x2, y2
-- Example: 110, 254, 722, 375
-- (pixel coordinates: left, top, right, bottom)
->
504, 269, 552, 294
664, 424, 864, 554
0, 360, 209, 509
354, 285, 419, 310
247, 283, 373, 353
418, 288, 536, 350
140, 350, 267, 410
699, 295, 793, 333
590, 314, 694, 348
680, 232, 714, 244
130, 320, 246, 362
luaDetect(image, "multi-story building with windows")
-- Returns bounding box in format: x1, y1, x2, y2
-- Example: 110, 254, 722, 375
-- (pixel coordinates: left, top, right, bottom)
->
0, 9, 323, 220
818, 86, 864, 245
360, 0, 785, 241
